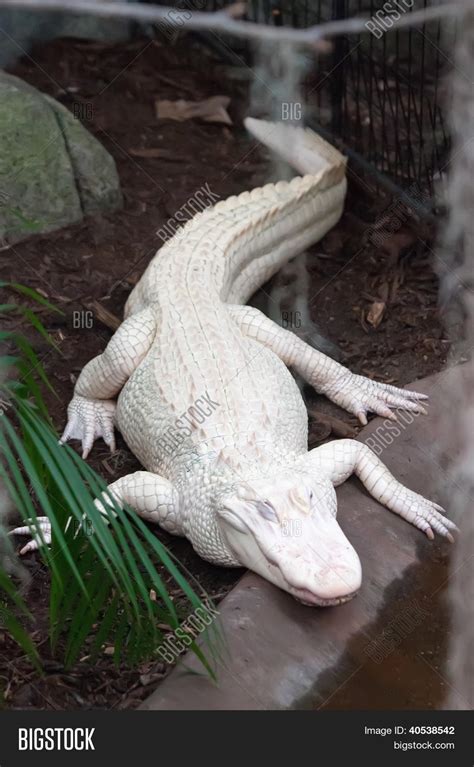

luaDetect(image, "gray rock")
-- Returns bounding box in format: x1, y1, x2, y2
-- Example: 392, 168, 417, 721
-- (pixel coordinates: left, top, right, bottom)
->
0, 72, 122, 245
45, 96, 122, 216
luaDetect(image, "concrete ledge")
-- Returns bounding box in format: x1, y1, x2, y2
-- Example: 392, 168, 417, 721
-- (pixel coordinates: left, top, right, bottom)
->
141, 367, 463, 710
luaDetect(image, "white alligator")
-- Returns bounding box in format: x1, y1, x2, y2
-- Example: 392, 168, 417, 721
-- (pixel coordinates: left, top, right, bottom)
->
15, 119, 456, 605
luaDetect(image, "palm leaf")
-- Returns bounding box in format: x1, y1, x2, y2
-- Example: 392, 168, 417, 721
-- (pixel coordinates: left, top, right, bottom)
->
0, 284, 222, 675
0, 565, 40, 670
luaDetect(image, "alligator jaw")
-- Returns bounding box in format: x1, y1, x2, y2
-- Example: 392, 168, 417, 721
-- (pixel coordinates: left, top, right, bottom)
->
291, 586, 359, 607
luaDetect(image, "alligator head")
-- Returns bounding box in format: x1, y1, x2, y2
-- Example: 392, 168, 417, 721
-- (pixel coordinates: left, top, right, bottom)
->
218, 475, 361, 606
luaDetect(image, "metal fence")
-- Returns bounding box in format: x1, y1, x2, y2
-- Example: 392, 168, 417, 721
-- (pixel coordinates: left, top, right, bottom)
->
199, 0, 455, 210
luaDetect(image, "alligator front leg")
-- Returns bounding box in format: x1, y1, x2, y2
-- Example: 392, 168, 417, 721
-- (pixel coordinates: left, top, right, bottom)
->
11, 517, 52, 555
61, 306, 157, 458
95, 471, 183, 536
297, 439, 458, 541
228, 305, 427, 424
12, 471, 182, 553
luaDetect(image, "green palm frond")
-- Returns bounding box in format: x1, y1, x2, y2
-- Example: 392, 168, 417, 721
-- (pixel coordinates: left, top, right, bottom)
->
0, 283, 223, 676
0, 548, 40, 672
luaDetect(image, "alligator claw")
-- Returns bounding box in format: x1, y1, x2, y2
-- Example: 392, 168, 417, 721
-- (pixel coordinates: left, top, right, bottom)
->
323, 372, 429, 423
10, 516, 52, 555
60, 395, 116, 459
402, 496, 458, 542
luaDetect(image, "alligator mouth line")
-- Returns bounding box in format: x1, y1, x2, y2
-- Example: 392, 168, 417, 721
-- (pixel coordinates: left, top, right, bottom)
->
290, 586, 359, 607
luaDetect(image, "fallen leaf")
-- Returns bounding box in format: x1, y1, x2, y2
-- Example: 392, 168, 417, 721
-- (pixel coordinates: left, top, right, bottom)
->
155, 95, 232, 125
128, 147, 168, 158
382, 227, 417, 263
308, 418, 331, 444
400, 311, 419, 327
367, 300, 386, 328
87, 300, 121, 331
308, 410, 357, 439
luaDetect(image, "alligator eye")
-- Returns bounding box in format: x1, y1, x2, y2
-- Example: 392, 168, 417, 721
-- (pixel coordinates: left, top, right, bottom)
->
256, 501, 278, 522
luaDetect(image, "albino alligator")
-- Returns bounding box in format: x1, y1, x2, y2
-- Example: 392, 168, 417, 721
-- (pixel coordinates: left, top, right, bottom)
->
14, 119, 456, 605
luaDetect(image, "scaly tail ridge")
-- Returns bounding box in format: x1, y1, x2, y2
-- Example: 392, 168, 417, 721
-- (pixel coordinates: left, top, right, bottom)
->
244, 117, 346, 186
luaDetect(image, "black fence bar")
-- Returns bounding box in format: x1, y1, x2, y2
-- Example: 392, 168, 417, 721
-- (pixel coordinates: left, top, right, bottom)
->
330, 0, 347, 138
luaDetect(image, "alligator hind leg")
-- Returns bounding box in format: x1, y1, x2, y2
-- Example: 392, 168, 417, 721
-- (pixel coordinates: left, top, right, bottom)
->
61, 306, 157, 458
228, 304, 428, 424
297, 439, 458, 541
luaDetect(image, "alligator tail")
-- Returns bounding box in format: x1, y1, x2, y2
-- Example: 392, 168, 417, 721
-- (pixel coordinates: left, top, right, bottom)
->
244, 117, 346, 185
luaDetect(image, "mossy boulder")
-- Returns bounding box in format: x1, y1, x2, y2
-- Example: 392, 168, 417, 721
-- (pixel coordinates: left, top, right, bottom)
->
0, 72, 122, 245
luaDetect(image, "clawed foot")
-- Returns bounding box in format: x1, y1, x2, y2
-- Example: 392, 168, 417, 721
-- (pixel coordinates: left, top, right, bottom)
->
60, 395, 116, 458
391, 490, 458, 542
10, 504, 111, 555
10, 516, 51, 555
321, 372, 428, 425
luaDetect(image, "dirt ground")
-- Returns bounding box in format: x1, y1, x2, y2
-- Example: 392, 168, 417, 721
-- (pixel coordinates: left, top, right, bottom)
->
0, 35, 450, 709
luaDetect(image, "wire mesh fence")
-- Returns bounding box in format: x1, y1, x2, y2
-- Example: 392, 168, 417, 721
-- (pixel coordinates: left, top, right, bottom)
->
326, 0, 453, 202
197, 0, 455, 208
